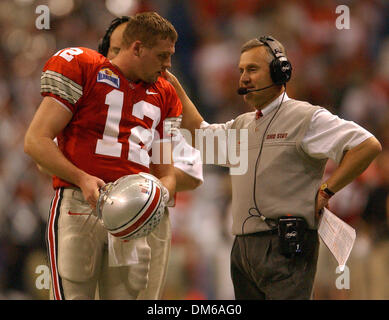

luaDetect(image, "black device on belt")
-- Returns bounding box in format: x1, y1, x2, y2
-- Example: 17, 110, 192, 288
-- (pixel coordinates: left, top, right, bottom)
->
277, 216, 307, 257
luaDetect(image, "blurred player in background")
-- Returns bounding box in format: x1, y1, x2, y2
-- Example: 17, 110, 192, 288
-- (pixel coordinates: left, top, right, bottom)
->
97, 16, 203, 300
24, 12, 187, 300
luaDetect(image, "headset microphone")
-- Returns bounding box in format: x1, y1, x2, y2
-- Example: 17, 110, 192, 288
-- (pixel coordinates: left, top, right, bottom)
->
237, 83, 276, 95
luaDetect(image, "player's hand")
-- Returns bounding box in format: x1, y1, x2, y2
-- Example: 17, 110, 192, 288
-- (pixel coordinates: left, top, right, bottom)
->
78, 173, 106, 209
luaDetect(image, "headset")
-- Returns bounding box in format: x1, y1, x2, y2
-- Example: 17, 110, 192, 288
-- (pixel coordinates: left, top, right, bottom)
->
258, 35, 292, 86
98, 16, 130, 57
237, 36, 292, 95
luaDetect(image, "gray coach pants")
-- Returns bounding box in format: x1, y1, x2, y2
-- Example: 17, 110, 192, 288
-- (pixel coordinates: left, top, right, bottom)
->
231, 230, 319, 300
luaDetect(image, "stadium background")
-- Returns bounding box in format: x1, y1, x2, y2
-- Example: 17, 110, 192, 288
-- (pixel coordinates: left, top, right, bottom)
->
0, 0, 388, 300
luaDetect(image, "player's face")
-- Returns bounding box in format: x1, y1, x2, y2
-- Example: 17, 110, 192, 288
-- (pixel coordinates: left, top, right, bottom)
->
107, 23, 127, 60
138, 38, 175, 83
238, 46, 274, 108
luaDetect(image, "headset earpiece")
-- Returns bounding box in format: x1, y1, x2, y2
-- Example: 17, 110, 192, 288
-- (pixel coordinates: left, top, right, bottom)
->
258, 36, 292, 86
98, 16, 130, 57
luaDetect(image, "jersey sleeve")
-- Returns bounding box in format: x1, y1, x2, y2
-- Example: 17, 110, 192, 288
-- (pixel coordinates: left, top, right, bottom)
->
40, 48, 86, 114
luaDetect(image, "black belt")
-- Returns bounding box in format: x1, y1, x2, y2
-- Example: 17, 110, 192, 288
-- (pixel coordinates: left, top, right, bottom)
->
240, 229, 317, 237
238, 229, 278, 237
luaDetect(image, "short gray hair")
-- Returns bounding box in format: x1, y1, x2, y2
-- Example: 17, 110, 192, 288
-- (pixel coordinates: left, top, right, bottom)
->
240, 38, 287, 64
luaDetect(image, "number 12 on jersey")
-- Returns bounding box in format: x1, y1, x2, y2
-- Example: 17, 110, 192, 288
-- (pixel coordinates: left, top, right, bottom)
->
95, 89, 161, 167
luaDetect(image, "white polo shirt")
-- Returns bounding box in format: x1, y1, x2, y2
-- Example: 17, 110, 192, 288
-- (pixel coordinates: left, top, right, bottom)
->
201, 93, 373, 165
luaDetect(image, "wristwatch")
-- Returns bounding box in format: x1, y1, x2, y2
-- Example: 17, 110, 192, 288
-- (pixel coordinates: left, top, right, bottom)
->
320, 183, 335, 197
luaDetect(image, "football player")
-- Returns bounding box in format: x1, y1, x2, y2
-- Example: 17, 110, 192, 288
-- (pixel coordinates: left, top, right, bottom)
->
97, 16, 203, 300
24, 12, 191, 300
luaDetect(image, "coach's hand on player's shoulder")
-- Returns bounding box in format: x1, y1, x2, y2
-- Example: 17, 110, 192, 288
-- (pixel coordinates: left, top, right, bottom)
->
77, 172, 106, 209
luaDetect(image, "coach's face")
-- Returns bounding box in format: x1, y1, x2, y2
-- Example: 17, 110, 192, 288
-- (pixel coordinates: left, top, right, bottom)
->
239, 46, 276, 109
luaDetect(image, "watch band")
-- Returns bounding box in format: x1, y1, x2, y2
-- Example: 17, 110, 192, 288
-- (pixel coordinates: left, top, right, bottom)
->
320, 183, 335, 197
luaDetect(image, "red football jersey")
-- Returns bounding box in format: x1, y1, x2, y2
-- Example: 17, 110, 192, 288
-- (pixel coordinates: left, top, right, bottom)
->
41, 47, 182, 188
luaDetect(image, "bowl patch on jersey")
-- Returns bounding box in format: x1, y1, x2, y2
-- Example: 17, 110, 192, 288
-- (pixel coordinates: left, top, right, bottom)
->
97, 68, 120, 88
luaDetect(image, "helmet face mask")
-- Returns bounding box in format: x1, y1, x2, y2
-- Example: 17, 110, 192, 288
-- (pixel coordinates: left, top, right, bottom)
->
97, 173, 166, 240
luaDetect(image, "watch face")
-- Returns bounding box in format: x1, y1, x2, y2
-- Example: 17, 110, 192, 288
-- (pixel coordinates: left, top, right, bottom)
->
320, 183, 334, 196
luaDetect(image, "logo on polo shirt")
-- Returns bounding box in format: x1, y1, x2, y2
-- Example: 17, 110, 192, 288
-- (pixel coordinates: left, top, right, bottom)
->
266, 133, 288, 140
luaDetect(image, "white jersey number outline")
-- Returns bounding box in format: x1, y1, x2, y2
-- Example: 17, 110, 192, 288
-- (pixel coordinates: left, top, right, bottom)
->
54, 48, 84, 62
